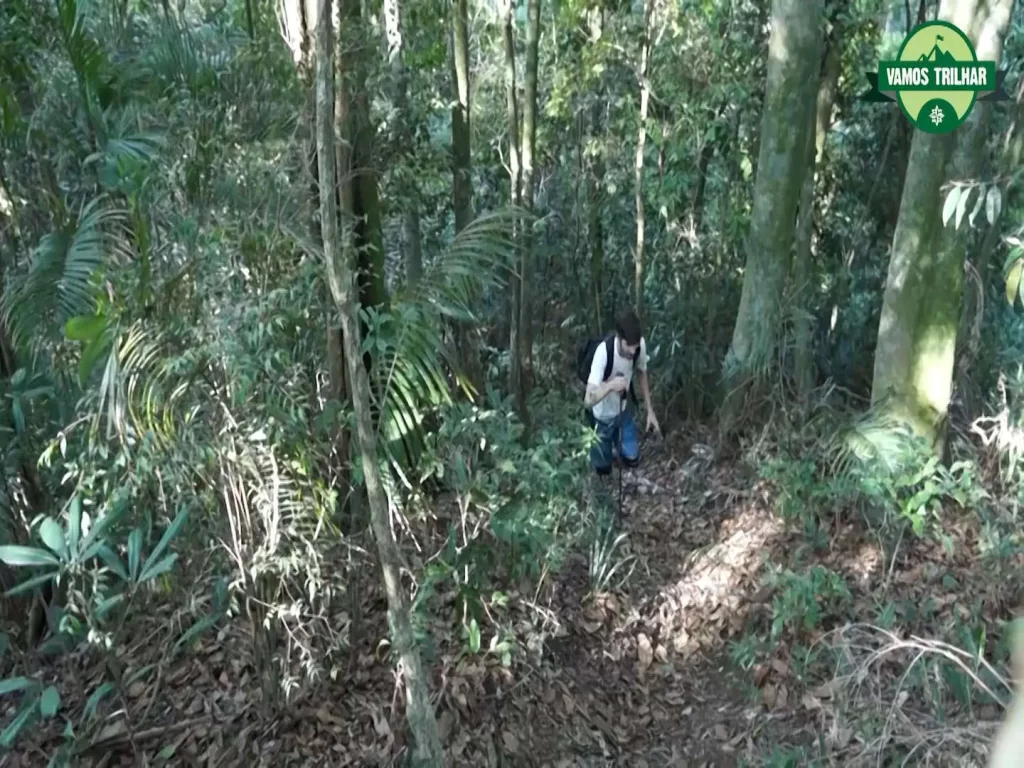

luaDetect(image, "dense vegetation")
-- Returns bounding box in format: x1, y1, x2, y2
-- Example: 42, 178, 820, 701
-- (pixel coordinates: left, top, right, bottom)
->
2, 0, 1024, 764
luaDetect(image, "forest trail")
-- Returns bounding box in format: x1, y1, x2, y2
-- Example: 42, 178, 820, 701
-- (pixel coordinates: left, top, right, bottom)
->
486, 430, 810, 767
5, 430, 1009, 767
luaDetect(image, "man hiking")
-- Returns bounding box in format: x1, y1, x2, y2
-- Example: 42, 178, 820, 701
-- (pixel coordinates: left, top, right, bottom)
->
582, 309, 661, 476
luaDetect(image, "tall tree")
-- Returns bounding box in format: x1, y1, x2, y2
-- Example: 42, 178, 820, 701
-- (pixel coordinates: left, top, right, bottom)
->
451, 0, 472, 233
517, 0, 541, 424
312, 0, 443, 761
383, 0, 423, 283
504, 0, 524, 403
719, 0, 823, 436
871, 0, 1014, 454
792, 34, 841, 405
633, 0, 653, 317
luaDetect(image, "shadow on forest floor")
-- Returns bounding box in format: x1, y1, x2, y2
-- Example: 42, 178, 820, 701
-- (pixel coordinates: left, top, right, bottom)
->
2, 427, 1017, 766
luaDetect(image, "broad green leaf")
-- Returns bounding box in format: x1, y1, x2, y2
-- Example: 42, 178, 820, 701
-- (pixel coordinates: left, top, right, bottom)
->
4, 571, 58, 599
139, 553, 178, 583
987, 185, 1002, 225
83, 682, 113, 721
64, 314, 105, 342
68, 497, 82, 558
0, 546, 60, 568
0, 677, 36, 695
468, 618, 481, 654
141, 506, 187, 579
941, 185, 961, 226
39, 686, 59, 717
96, 545, 129, 582
93, 593, 124, 620
80, 498, 128, 561
954, 186, 971, 229
0, 697, 39, 747
38, 518, 68, 562
78, 333, 110, 385
128, 529, 143, 582
1007, 260, 1023, 306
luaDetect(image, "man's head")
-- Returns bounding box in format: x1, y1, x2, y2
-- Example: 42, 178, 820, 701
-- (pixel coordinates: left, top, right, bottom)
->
614, 309, 643, 360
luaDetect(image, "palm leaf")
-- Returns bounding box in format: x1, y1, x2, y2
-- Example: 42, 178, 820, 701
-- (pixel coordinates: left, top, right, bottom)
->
1, 196, 130, 349
374, 207, 527, 479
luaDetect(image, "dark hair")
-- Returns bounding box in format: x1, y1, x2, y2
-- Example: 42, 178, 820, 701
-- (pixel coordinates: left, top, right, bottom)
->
614, 309, 643, 346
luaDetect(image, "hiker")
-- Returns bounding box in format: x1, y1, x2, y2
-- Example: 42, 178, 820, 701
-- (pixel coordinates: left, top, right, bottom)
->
581, 309, 661, 476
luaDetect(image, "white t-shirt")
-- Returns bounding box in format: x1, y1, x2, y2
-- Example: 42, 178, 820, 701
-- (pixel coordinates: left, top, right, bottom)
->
587, 336, 648, 423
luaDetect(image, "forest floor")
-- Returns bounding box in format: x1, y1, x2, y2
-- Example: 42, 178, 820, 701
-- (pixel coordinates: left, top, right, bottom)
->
3, 427, 1018, 766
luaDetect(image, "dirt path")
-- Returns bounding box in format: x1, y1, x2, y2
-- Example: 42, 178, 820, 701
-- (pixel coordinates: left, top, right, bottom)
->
3, 433, 824, 767
473, 433, 815, 767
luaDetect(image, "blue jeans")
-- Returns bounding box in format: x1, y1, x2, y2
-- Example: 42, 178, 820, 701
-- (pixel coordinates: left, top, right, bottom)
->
589, 408, 640, 475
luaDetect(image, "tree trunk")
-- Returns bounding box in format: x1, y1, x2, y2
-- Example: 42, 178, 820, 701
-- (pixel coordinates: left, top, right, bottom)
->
719, 0, 823, 436
517, 0, 540, 429
871, 0, 1014, 454
588, 7, 605, 334
383, 0, 423, 284
633, 0, 652, 317
792, 39, 840, 405
313, 1, 442, 761
504, 0, 524, 404
451, 0, 472, 233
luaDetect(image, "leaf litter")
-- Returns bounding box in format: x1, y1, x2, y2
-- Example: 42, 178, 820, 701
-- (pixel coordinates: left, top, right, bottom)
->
1, 426, 1017, 765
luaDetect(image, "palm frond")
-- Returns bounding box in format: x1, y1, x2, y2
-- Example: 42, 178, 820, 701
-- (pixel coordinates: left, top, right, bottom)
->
1, 195, 131, 349
373, 207, 528, 479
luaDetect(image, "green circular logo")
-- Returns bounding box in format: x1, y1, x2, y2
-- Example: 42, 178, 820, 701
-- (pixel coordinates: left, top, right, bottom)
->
892, 21, 982, 134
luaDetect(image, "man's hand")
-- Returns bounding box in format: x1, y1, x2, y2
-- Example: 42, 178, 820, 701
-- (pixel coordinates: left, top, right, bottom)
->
605, 377, 628, 394
646, 410, 662, 437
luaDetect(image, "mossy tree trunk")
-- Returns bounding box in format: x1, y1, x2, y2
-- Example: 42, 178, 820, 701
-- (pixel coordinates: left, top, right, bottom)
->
792, 36, 840, 407
871, 0, 1014, 454
313, 1, 443, 762
718, 0, 823, 437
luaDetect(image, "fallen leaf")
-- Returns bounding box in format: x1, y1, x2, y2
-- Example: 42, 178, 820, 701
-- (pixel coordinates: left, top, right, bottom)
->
637, 634, 653, 672
714, 724, 729, 741
502, 730, 519, 753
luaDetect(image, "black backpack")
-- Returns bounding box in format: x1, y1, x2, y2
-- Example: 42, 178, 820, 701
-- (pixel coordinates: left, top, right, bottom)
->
576, 334, 638, 409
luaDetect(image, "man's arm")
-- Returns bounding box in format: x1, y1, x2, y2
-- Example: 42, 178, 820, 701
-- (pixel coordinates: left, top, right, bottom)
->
584, 343, 615, 409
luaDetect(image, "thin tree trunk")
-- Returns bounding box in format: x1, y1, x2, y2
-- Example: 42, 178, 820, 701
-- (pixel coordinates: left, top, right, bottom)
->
451, 0, 472, 232
504, 0, 523, 402
792, 39, 840, 405
871, 0, 1014, 454
313, 1, 442, 761
383, 0, 423, 284
517, 0, 540, 429
719, 0, 823, 437
588, 8, 605, 334
634, 0, 652, 317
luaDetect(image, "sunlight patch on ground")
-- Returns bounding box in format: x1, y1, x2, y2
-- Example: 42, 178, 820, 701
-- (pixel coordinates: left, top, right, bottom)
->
654, 506, 785, 654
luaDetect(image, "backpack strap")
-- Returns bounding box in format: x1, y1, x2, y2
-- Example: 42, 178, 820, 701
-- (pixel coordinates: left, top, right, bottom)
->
603, 335, 615, 382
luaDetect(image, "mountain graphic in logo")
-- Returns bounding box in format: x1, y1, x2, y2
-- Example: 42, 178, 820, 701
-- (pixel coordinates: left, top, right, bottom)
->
917, 36, 958, 65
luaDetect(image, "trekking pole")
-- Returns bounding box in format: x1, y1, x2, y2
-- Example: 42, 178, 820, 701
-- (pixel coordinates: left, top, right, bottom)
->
617, 390, 625, 524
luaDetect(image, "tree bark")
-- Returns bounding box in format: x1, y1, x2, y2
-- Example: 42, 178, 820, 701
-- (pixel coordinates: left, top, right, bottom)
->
313, 1, 442, 762
451, 0, 472, 233
719, 0, 823, 435
383, 0, 423, 284
517, 0, 540, 428
792, 39, 840, 405
633, 0, 652, 317
871, 0, 1014, 453
504, 0, 524, 404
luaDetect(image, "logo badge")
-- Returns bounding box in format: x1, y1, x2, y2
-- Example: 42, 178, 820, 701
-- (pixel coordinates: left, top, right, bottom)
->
861, 20, 1009, 133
